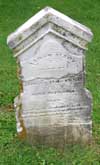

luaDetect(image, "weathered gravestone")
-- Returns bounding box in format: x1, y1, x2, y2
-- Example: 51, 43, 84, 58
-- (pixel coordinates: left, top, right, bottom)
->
7, 7, 93, 147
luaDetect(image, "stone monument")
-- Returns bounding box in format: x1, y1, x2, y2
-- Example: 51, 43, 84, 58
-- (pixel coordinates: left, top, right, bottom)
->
7, 7, 93, 147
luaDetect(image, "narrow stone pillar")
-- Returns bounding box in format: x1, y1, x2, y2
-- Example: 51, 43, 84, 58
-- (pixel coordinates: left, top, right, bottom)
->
7, 7, 93, 147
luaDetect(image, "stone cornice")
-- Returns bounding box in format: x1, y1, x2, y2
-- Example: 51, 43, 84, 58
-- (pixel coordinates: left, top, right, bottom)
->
7, 7, 93, 52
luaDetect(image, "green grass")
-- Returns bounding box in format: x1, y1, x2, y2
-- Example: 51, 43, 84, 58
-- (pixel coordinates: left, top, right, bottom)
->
0, 0, 100, 164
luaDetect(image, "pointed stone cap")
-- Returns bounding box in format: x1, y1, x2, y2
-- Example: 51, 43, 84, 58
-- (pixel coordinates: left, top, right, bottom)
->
7, 6, 93, 50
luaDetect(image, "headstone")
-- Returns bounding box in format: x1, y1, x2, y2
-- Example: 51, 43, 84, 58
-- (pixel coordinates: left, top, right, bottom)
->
7, 7, 93, 147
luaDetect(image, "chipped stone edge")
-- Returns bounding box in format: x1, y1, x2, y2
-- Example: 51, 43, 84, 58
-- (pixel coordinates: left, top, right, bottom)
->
14, 94, 27, 138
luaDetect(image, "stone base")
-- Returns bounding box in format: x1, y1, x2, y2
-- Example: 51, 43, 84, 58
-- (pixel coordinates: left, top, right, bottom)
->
25, 124, 92, 148
14, 95, 92, 148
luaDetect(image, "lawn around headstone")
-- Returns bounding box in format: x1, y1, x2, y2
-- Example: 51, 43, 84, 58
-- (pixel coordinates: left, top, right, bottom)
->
0, 0, 100, 164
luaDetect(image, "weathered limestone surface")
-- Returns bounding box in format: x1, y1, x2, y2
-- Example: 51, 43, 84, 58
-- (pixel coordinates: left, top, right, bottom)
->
7, 7, 93, 147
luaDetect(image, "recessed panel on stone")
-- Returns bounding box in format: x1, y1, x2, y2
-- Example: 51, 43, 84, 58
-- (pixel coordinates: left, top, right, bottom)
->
7, 7, 93, 147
